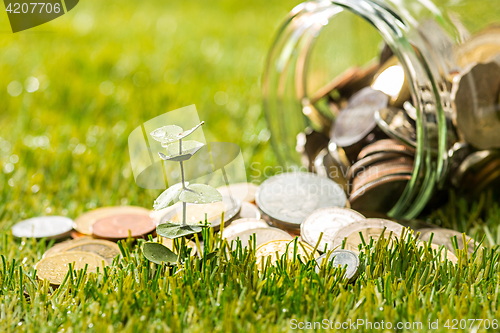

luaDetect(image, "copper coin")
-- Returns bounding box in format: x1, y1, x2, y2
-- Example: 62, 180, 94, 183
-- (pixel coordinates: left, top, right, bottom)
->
347, 152, 413, 180
73, 206, 151, 235
357, 139, 415, 160
310, 67, 360, 104
91, 213, 156, 240
349, 174, 411, 213
70, 230, 88, 239
301, 207, 365, 252
351, 162, 413, 194
331, 87, 389, 148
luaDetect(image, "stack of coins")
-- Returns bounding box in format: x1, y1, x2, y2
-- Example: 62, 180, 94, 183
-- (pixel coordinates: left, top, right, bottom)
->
297, 24, 500, 215
35, 238, 121, 286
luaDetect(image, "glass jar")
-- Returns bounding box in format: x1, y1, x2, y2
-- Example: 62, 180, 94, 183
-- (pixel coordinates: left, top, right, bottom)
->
263, 0, 500, 219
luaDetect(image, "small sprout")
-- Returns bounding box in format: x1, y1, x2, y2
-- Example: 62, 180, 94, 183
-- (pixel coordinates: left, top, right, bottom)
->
145, 120, 222, 264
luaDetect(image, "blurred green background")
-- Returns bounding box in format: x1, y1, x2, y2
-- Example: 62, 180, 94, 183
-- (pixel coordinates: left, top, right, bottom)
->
0, 0, 302, 227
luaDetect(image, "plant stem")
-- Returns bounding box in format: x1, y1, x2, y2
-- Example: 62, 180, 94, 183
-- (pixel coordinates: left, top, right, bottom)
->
179, 138, 187, 225
179, 139, 186, 189
182, 202, 187, 226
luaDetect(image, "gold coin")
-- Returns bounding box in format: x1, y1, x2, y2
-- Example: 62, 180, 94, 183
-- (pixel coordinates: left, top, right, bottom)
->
36, 251, 106, 285
171, 201, 226, 224
58, 239, 121, 265
255, 239, 319, 267
73, 206, 151, 235
221, 218, 270, 240
43, 237, 92, 258
418, 242, 458, 264
418, 228, 477, 255
332, 218, 404, 253
454, 25, 500, 67
216, 183, 259, 203
372, 56, 410, 107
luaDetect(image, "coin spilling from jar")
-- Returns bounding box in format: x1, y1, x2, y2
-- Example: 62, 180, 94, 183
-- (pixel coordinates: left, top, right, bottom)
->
299, 24, 500, 215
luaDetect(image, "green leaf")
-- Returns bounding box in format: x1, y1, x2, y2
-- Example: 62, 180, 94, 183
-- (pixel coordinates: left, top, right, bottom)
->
179, 184, 222, 204
153, 182, 187, 211
156, 223, 206, 239
150, 125, 183, 144
143, 242, 178, 264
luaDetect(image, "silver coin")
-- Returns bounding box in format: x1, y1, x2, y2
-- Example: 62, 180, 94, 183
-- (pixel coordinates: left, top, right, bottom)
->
255, 172, 347, 231
301, 207, 365, 252
239, 202, 261, 220
331, 87, 389, 148
375, 107, 417, 148
226, 227, 293, 250
221, 218, 270, 240
11, 216, 73, 240
315, 250, 360, 281
452, 61, 500, 149
314, 147, 349, 192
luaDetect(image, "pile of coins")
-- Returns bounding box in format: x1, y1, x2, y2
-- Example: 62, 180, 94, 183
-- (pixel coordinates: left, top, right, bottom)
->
10, 207, 158, 286
12, 184, 254, 286
12, 179, 474, 285
36, 238, 120, 285
219, 176, 473, 280
298, 24, 500, 214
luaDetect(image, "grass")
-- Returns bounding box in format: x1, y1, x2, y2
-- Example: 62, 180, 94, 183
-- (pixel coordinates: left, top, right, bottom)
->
1, 0, 500, 332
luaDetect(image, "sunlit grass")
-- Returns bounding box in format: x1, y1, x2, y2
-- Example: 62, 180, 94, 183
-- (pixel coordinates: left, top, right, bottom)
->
1, 0, 500, 331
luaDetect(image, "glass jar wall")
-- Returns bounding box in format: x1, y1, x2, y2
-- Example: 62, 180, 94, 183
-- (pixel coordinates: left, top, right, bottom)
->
263, 0, 500, 219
